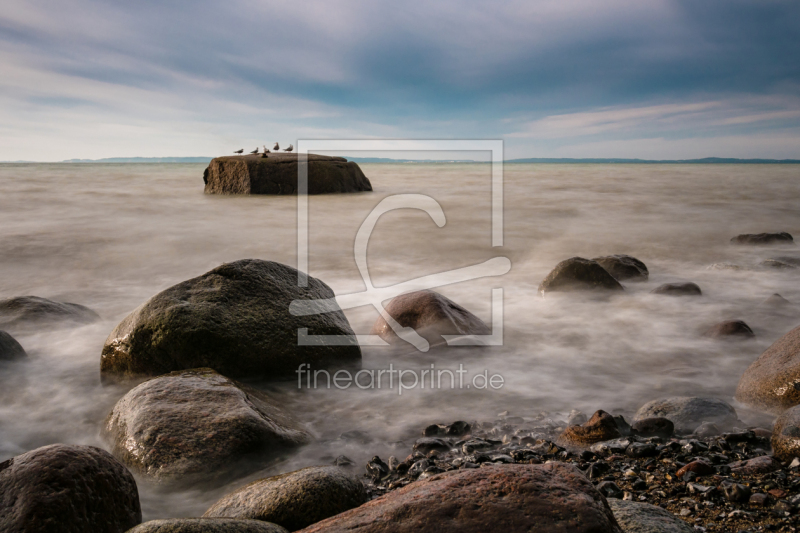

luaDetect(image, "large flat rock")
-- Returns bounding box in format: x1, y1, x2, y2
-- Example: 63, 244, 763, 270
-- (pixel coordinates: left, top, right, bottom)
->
203, 154, 372, 195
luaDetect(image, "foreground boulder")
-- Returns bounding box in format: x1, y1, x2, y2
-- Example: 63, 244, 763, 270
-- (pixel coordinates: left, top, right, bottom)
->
370, 290, 489, 347
128, 519, 288, 533
0, 444, 141, 533
607, 499, 693, 533
102, 368, 310, 484
298, 463, 622, 533
101, 259, 360, 380
772, 405, 800, 461
703, 319, 755, 339
0, 330, 26, 361
735, 324, 800, 413
204, 466, 366, 531
650, 282, 701, 296
203, 153, 372, 195
731, 232, 794, 245
633, 397, 739, 434
557, 410, 621, 447
538, 257, 624, 297
592, 255, 648, 282
0, 295, 99, 328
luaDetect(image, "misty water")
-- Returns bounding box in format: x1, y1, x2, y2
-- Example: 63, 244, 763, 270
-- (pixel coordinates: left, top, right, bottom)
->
1, 162, 799, 519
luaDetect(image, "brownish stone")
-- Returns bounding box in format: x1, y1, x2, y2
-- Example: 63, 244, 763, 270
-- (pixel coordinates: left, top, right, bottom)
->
557, 410, 621, 447
735, 324, 800, 413
676, 460, 715, 478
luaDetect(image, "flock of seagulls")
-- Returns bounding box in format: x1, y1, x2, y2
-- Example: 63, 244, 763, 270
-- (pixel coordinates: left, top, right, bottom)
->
233, 143, 294, 157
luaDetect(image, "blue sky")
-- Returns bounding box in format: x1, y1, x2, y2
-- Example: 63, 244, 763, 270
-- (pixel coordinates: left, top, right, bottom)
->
1, 0, 799, 160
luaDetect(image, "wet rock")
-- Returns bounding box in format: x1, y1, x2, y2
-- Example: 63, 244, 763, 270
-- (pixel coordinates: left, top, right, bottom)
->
772, 405, 800, 461
731, 232, 794, 245
0, 295, 99, 329
413, 438, 451, 455
614, 415, 632, 436
557, 410, 621, 447
626, 443, 657, 458
761, 257, 800, 269
461, 438, 497, 454
297, 463, 623, 533
729, 455, 782, 474
369, 290, 489, 347
0, 330, 26, 361
606, 499, 694, 533
0, 444, 141, 533
759, 293, 794, 310
365, 456, 390, 481
538, 257, 625, 296
446, 421, 471, 436
333, 456, 354, 467
597, 480, 623, 499
703, 319, 755, 339
633, 397, 739, 434
586, 460, 611, 479
676, 460, 715, 478
102, 368, 310, 484
592, 255, 649, 282
203, 153, 372, 195
128, 519, 288, 533
204, 466, 366, 531
749, 493, 769, 505
693, 422, 720, 438
631, 417, 674, 439
101, 259, 360, 380
721, 481, 752, 503
735, 324, 800, 413
590, 438, 631, 456
423, 424, 446, 436
650, 282, 702, 297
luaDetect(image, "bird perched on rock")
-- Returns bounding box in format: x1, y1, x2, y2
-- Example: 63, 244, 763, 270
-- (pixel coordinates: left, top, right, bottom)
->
273, 142, 279, 151
366, 455, 389, 481
249, 147, 258, 154
284, 144, 294, 152
234, 148, 244, 154
263, 145, 270, 153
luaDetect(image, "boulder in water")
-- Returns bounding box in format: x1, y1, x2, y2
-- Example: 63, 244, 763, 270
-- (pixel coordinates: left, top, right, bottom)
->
650, 282, 701, 296
203, 153, 372, 195
731, 232, 794, 245
735, 324, 800, 413
633, 397, 739, 434
591, 255, 648, 281
703, 319, 755, 339
101, 259, 361, 380
0, 330, 26, 361
0, 295, 99, 329
538, 257, 624, 297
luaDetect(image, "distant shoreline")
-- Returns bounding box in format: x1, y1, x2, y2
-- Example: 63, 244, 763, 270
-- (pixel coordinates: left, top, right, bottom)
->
2, 156, 799, 164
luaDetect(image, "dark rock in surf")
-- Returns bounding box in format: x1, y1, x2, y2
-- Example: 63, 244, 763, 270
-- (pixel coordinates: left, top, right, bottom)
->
731, 232, 794, 245
0, 295, 99, 329
296, 463, 623, 533
0, 330, 26, 361
606, 499, 694, 533
128, 519, 288, 533
735, 324, 800, 413
203, 153, 372, 195
703, 319, 755, 339
204, 466, 366, 531
0, 444, 141, 533
538, 257, 624, 297
102, 368, 310, 484
369, 290, 489, 347
630, 417, 674, 439
633, 397, 739, 434
592, 255, 649, 282
650, 282, 702, 296
761, 257, 800, 269
413, 437, 451, 455
100, 259, 360, 380
557, 410, 621, 447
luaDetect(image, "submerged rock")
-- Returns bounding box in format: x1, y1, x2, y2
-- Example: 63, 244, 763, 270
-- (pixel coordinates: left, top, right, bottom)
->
633, 397, 739, 434
731, 232, 794, 245
557, 410, 621, 447
369, 290, 489, 347
735, 324, 800, 413
772, 405, 800, 461
538, 257, 625, 296
761, 256, 800, 269
297, 463, 622, 533
102, 368, 310, 484
128, 519, 288, 533
0, 444, 141, 533
204, 466, 366, 531
592, 255, 649, 282
203, 153, 372, 195
101, 259, 360, 380
607, 499, 694, 533
0, 295, 99, 328
0, 330, 26, 361
703, 319, 755, 339
650, 282, 702, 296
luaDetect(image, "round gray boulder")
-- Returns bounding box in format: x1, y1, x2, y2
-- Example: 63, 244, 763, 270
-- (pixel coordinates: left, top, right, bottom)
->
101, 259, 360, 380
607, 499, 693, 533
0, 330, 26, 361
538, 257, 624, 297
735, 324, 800, 413
592, 255, 649, 282
102, 368, 310, 485
0, 444, 141, 533
633, 397, 739, 434
204, 466, 367, 531
128, 518, 288, 533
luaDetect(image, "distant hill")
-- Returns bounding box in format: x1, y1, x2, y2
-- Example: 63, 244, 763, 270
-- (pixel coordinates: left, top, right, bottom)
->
60, 157, 213, 163
504, 157, 800, 164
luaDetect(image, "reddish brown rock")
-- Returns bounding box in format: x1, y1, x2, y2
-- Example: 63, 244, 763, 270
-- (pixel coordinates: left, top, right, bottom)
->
703, 320, 755, 339
729, 455, 782, 474
772, 405, 800, 461
676, 460, 715, 478
297, 463, 622, 533
735, 324, 800, 413
557, 410, 622, 447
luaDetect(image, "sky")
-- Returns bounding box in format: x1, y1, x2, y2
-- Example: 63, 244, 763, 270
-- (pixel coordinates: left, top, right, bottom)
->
1, 0, 799, 161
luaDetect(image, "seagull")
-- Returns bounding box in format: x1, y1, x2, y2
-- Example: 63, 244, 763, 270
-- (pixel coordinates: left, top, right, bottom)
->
249, 147, 259, 154
273, 142, 280, 151
284, 144, 294, 152
234, 149, 244, 154
263, 145, 270, 153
